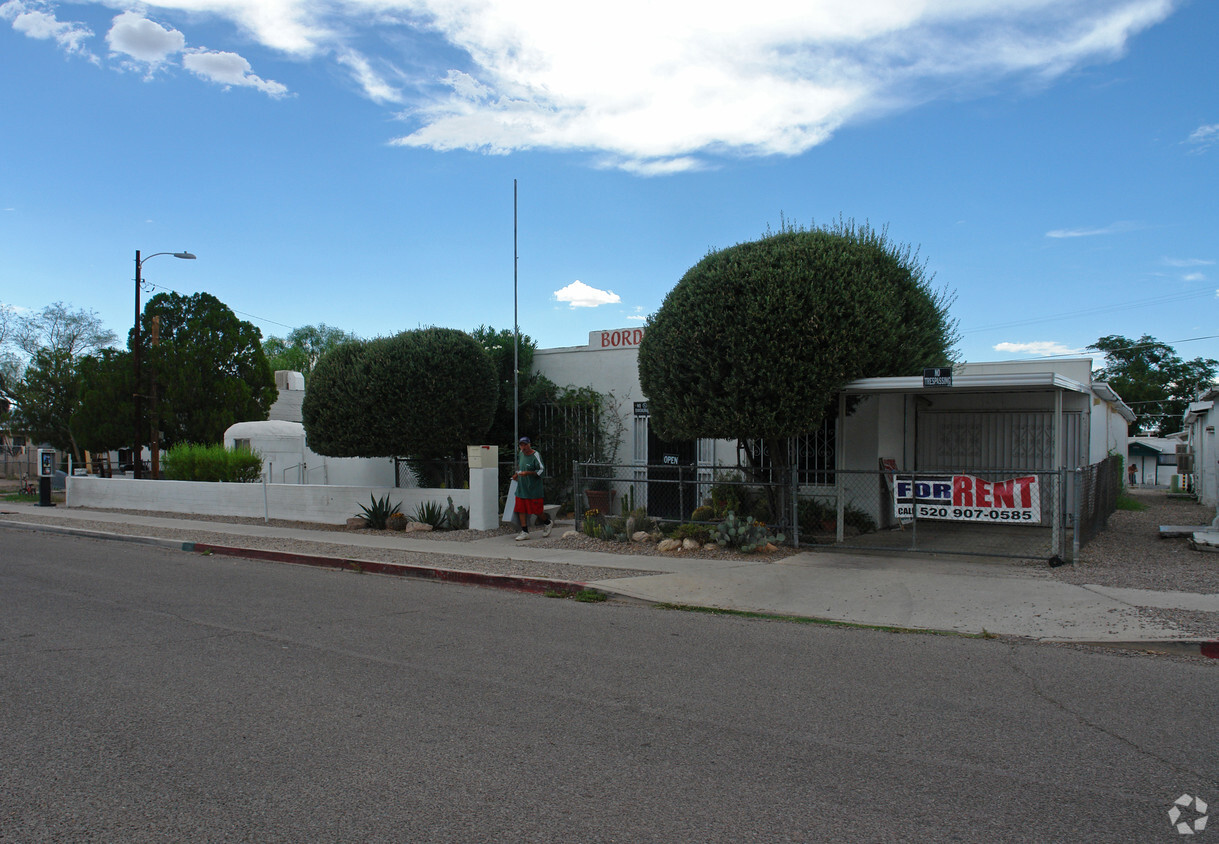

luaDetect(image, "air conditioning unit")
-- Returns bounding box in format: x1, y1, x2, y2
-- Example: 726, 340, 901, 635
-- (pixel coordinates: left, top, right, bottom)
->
1176, 443, 1195, 474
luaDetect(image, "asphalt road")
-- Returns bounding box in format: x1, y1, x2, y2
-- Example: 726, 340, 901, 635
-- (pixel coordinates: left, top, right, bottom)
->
1, 529, 1216, 842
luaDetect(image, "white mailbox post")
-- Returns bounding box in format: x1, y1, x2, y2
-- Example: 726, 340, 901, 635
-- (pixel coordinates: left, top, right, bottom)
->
467, 445, 500, 531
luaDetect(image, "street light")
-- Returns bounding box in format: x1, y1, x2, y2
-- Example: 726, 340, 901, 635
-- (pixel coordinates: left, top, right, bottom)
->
133, 250, 195, 479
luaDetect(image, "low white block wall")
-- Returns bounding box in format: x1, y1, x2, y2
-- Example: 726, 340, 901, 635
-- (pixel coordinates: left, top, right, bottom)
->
67, 476, 474, 525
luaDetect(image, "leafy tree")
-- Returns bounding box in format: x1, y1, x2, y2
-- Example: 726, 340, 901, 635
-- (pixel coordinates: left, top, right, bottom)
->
10, 349, 81, 457
16, 301, 115, 360
1088, 335, 1217, 436
639, 220, 957, 444
264, 324, 358, 381
140, 292, 277, 447
471, 325, 558, 449
303, 327, 496, 459
6, 302, 117, 459
74, 349, 135, 453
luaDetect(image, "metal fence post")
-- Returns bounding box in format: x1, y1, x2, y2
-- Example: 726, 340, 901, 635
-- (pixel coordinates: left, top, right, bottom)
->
678, 464, 686, 522
572, 460, 580, 521
790, 463, 799, 547
1050, 469, 1062, 560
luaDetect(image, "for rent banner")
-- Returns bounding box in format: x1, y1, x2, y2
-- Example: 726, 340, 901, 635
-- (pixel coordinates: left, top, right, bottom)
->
895, 474, 1041, 524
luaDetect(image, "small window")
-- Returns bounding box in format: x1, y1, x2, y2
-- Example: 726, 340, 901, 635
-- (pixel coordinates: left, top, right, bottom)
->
233, 439, 252, 451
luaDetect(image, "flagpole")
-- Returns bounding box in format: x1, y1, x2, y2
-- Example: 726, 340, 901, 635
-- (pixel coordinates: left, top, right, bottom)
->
513, 179, 519, 451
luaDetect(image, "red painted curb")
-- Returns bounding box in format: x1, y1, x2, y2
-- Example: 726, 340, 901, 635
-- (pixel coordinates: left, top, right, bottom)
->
190, 542, 589, 596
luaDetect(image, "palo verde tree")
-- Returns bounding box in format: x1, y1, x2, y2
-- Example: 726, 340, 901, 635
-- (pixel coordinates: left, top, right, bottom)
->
1088, 335, 1217, 436
302, 327, 496, 459
264, 323, 359, 381
638, 220, 958, 518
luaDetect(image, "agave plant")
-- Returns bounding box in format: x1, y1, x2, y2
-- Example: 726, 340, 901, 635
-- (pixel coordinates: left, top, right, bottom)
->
356, 494, 402, 529
412, 500, 447, 529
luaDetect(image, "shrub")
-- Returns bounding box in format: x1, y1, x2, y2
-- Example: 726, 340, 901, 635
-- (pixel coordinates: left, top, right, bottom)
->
689, 505, 715, 522
162, 443, 263, 483
668, 522, 712, 544
357, 494, 402, 529
628, 506, 656, 534
413, 500, 446, 528
715, 510, 785, 552
387, 512, 408, 532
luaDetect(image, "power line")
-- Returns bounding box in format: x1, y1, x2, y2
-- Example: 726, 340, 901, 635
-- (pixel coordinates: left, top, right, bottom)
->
142, 281, 298, 333
963, 286, 1216, 334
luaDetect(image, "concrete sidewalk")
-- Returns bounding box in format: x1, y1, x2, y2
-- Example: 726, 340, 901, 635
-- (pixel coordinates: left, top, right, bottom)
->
3, 501, 1217, 647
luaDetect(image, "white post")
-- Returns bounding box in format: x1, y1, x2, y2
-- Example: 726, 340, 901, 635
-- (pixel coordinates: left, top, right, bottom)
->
467, 445, 500, 531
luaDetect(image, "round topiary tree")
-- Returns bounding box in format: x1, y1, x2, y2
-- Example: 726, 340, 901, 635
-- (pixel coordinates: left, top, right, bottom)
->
302, 327, 497, 459
638, 220, 957, 444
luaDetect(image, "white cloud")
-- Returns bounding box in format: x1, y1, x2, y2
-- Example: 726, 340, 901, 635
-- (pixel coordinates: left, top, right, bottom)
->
106, 11, 184, 67
554, 280, 621, 308
183, 49, 289, 97
1186, 123, 1219, 151
388, 0, 1177, 170
1183, 272, 1206, 282
1164, 257, 1215, 267
1, 1, 93, 56
7, 0, 1182, 171
1045, 221, 1138, 238
338, 49, 403, 104
993, 341, 1084, 357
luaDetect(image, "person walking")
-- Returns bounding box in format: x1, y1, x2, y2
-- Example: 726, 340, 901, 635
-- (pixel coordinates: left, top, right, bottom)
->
513, 437, 552, 540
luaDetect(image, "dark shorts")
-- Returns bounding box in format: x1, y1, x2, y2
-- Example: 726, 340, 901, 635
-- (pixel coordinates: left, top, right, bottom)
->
514, 497, 545, 516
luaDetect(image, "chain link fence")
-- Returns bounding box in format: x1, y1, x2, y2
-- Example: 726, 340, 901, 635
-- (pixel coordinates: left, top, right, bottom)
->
1072, 453, 1122, 556
571, 458, 1124, 562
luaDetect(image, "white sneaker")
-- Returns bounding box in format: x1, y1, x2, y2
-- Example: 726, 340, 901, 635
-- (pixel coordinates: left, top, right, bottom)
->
515, 531, 529, 541
542, 521, 552, 538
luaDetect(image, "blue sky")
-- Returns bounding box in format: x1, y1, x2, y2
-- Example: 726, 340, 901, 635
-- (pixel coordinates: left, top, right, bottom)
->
1, 0, 1216, 366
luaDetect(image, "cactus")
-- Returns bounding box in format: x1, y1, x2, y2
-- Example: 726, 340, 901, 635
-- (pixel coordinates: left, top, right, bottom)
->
715, 510, 782, 552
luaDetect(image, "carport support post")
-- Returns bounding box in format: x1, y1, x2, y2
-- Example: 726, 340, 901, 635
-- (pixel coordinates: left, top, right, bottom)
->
1052, 389, 1063, 558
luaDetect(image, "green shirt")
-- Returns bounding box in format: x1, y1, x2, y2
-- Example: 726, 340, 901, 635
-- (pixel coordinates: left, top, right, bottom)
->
515, 449, 545, 500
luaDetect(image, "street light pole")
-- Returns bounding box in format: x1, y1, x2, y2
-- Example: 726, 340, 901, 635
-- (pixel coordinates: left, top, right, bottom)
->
132, 250, 195, 479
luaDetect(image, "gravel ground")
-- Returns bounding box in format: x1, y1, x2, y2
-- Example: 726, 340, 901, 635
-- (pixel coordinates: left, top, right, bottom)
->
1030, 487, 1219, 594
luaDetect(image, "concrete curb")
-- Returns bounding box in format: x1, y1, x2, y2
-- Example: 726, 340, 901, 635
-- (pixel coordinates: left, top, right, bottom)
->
189, 541, 594, 597
0, 519, 596, 599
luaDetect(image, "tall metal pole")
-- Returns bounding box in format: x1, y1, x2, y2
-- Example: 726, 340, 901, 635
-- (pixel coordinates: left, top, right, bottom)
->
133, 250, 143, 479
513, 179, 519, 450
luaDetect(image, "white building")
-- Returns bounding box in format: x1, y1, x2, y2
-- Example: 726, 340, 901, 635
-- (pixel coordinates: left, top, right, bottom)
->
1183, 389, 1219, 508
535, 330, 1133, 475
223, 371, 396, 487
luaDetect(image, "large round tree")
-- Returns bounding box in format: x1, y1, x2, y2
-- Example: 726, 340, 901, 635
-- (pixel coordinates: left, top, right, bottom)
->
303, 327, 497, 458
638, 220, 957, 443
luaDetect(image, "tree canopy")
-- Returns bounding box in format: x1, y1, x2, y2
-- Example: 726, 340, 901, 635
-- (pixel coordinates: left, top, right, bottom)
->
73, 292, 276, 452
141, 292, 277, 447
264, 324, 358, 381
1089, 334, 1217, 436
302, 327, 496, 458
3, 302, 116, 458
471, 325, 559, 449
638, 220, 958, 443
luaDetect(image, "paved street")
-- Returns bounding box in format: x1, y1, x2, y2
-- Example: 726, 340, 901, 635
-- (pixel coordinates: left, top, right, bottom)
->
2, 531, 1217, 842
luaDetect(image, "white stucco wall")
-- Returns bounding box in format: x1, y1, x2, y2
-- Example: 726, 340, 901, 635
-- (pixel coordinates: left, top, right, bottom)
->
533, 341, 642, 463
67, 475, 471, 525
